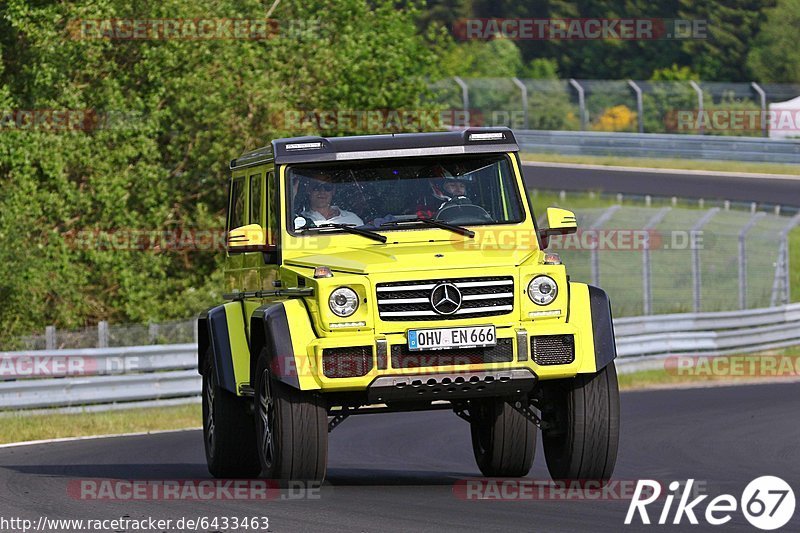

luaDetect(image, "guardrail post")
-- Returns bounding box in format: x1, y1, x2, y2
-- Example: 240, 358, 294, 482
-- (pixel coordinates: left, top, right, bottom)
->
453, 76, 469, 126
771, 213, 800, 306
689, 81, 704, 135
751, 82, 768, 138
627, 80, 644, 133
590, 205, 621, 286
512, 77, 529, 129
642, 208, 671, 315
692, 208, 720, 312
569, 79, 587, 131
98, 321, 109, 348
45, 326, 56, 350
738, 212, 766, 309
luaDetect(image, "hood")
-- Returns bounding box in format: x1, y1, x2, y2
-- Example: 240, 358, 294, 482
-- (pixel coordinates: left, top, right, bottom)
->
285, 241, 538, 274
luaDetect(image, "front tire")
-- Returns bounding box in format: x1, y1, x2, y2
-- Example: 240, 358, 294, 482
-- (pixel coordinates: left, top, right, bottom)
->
541, 362, 620, 481
254, 350, 328, 481
470, 398, 536, 477
202, 351, 261, 478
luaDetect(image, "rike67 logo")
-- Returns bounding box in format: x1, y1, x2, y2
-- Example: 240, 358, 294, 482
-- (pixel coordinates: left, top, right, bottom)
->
626, 477, 795, 530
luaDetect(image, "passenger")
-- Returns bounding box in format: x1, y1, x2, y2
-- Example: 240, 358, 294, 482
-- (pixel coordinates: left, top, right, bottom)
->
300, 171, 364, 226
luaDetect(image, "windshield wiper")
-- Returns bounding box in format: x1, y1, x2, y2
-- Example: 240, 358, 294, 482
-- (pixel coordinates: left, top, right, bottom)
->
301, 223, 387, 243
380, 217, 475, 238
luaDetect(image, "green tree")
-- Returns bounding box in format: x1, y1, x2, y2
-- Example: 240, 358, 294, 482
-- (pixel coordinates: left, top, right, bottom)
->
747, 0, 800, 83
0, 0, 448, 347
679, 0, 776, 81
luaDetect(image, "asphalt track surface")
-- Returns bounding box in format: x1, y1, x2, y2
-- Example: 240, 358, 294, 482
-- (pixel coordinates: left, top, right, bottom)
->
1, 382, 798, 532
522, 162, 800, 207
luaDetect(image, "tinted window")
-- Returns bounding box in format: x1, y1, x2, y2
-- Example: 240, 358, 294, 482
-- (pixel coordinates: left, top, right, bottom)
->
228, 177, 246, 231
250, 173, 262, 226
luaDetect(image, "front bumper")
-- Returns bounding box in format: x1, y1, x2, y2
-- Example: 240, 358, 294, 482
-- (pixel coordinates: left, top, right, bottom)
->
307, 319, 595, 392
366, 368, 537, 403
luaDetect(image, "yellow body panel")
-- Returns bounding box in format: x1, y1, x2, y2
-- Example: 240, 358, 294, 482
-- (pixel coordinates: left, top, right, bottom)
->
222, 154, 606, 394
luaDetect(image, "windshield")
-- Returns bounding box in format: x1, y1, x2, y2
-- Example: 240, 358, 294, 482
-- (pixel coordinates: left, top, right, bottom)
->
287, 154, 524, 233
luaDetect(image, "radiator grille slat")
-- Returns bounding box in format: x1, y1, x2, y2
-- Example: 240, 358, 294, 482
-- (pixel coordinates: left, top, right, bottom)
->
376, 276, 514, 321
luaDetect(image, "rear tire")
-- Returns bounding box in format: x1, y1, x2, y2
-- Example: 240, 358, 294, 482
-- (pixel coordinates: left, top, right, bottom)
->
254, 350, 328, 481
470, 398, 536, 477
541, 362, 620, 481
202, 351, 261, 478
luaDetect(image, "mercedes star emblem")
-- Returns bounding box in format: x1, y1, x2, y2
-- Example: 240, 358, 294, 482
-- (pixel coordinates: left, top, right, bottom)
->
430, 283, 462, 315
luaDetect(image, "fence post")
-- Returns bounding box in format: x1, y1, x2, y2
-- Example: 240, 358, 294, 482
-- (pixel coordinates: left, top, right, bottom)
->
512, 77, 529, 129
148, 323, 159, 344
689, 80, 704, 135
590, 205, 621, 286
98, 321, 109, 348
642, 208, 671, 315
771, 212, 800, 306
751, 82, 767, 138
45, 325, 56, 350
627, 80, 644, 133
692, 208, 720, 312
569, 79, 587, 131
453, 76, 469, 126
738, 212, 766, 309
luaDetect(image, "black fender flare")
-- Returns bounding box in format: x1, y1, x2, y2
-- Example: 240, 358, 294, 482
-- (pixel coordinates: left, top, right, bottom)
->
197, 305, 238, 394
587, 285, 618, 371
249, 302, 301, 390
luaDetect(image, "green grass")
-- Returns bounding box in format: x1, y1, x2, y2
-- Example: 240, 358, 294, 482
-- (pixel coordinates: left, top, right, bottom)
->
618, 349, 800, 390
0, 403, 200, 445
522, 152, 800, 176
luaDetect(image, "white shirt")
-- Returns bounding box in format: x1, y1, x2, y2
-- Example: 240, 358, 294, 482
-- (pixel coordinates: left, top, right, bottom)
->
302, 206, 364, 227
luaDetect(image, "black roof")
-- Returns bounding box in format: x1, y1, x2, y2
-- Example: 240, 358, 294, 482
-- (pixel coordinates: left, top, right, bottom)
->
230, 128, 518, 168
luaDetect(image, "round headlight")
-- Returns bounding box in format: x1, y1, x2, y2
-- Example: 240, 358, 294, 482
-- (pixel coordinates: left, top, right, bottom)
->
528, 276, 558, 306
329, 287, 359, 317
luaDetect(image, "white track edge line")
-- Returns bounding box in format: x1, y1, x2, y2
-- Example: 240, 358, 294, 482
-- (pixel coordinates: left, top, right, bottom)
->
0, 427, 201, 449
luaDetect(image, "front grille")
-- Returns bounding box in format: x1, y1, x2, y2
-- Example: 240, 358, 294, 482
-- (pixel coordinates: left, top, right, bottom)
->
322, 346, 373, 378
531, 335, 575, 366
391, 338, 514, 369
376, 276, 514, 321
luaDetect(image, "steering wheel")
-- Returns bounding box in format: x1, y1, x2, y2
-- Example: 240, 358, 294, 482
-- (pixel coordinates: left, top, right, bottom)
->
434, 196, 493, 225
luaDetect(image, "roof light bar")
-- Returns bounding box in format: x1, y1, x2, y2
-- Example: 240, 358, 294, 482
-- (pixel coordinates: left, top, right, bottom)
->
468, 132, 506, 141
286, 142, 323, 151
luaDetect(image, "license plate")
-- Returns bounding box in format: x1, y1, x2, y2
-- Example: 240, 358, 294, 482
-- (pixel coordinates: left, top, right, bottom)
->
407, 326, 496, 351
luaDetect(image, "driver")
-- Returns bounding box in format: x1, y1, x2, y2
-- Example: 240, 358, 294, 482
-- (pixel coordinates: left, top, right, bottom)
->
299, 171, 364, 226
413, 164, 472, 218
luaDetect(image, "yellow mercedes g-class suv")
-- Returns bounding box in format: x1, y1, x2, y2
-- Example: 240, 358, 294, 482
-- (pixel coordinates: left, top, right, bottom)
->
199, 128, 619, 482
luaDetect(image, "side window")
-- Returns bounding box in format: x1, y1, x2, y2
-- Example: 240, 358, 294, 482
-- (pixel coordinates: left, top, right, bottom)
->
250, 173, 262, 227
266, 171, 277, 246
227, 177, 246, 232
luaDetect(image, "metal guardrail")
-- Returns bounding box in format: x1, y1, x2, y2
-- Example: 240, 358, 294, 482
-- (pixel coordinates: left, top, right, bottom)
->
515, 130, 800, 163
1, 304, 799, 411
